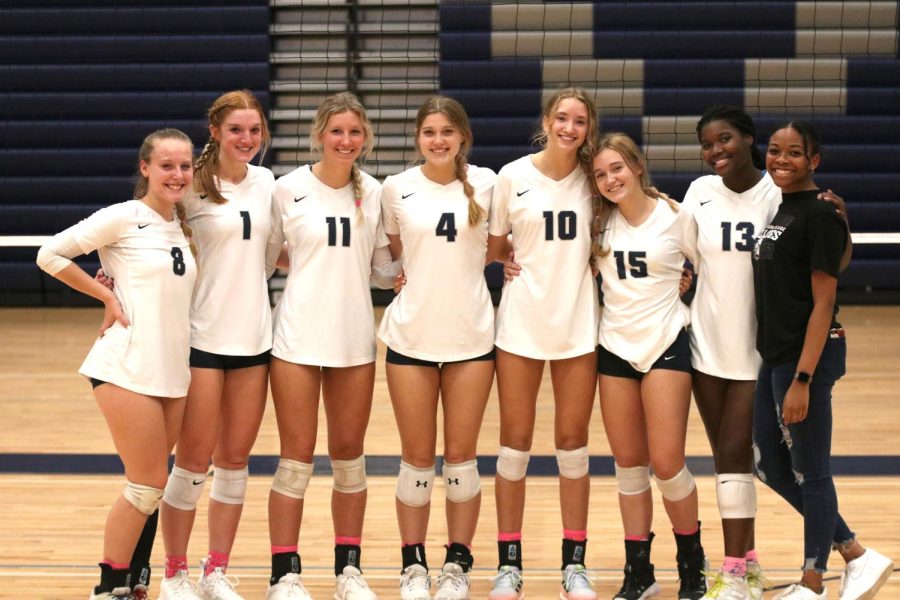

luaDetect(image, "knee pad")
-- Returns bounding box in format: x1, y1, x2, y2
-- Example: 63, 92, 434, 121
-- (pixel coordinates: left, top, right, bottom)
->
163, 465, 208, 511
396, 461, 434, 508
716, 473, 757, 519
443, 459, 481, 503
209, 466, 249, 505
655, 466, 696, 502
615, 464, 651, 495
271, 458, 314, 500
123, 481, 164, 515
332, 456, 367, 494
496, 446, 530, 482
556, 446, 589, 479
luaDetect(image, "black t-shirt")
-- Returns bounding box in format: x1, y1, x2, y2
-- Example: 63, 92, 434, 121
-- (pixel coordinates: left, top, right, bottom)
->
752, 189, 848, 366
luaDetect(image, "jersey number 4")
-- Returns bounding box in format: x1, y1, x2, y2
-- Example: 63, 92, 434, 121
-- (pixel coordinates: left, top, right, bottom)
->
326, 216, 351, 247
436, 212, 458, 242
721, 221, 754, 251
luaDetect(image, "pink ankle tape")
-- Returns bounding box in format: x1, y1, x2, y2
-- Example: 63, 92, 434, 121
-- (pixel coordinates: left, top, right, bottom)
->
745, 549, 759, 562
724, 556, 747, 576
165, 556, 189, 579
102, 560, 130, 571
272, 545, 298, 555
402, 541, 425, 547
624, 535, 650, 542
563, 529, 588, 542
336, 536, 361, 546
205, 551, 229, 574
673, 526, 699, 536
498, 532, 522, 542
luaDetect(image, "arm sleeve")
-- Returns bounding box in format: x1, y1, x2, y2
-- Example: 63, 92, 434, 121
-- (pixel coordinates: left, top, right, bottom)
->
488, 170, 512, 237
37, 204, 126, 274
35, 228, 83, 275
265, 192, 286, 278
370, 245, 401, 289
678, 204, 699, 266
808, 206, 848, 278
380, 177, 401, 236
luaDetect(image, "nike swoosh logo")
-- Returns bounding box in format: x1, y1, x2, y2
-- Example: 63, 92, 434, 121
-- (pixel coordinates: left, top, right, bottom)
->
516, 190, 530, 197
138, 224, 150, 229
700, 200, 711, 206
294, 196, 307, 203
401, 193, 415, 199
192, 479, 204, 485
663, 355, 676, 360
199, 194, 208, 200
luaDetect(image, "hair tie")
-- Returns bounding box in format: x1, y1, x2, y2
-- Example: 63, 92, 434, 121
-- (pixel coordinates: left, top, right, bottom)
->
354, 198, 362, 207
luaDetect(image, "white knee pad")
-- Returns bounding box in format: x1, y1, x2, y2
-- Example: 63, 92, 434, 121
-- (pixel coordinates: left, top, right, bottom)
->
210, 466, 249, 505
655, 466, 696, 502
716, 473, 757, 519
615, 464, 651, 496
332, 456, 367, 494
163, 465, 208, 511
556, 446, 590, 479
271, 458, 314, 500
396, 461, 434, 508
443, 459, 481, 503
123, 481, 164, 515
496, 446, 530, 482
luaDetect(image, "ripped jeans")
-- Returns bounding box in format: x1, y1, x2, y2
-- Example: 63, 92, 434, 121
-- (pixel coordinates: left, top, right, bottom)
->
753, 337, 854, 572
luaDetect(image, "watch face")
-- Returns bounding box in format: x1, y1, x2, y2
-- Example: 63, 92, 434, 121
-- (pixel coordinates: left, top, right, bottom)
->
795, 371, 811, 383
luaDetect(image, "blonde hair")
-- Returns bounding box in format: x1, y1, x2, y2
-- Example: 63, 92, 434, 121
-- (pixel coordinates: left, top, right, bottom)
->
415, 95, 483, 227
534, 87, 599, 174
590, 132, 676, 257
133, 128, 198, 258
310, 92, 374, 223
194, 89, 271, 205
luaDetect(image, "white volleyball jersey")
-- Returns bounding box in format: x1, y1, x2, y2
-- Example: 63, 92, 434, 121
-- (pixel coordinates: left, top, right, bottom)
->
597, 199, 697, 373
683, 173, 780, 379
182, 164, 275, 356
378, 165, 496, 361
269, 165, 387, 367
489, 155, 599, 360
75, 200, 197, 397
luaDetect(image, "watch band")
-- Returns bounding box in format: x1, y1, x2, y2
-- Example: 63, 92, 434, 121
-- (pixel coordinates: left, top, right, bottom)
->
794, 371, 812, 384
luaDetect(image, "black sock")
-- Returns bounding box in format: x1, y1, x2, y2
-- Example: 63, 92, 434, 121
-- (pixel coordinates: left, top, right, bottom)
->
401, 543, 428, 570
444, 542, 473, 573
129, 509, 158, 588
498, 540, 522, 571
335, 544, 361, 576
271, 552, 301, 585
561, 537, 587, 569
94, 562, 131, 594
674, 524, 704, 560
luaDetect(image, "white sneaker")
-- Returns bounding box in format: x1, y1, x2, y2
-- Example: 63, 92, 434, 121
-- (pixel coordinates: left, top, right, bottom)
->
89, 589, 130, 600
399, 564, 431, 600
198, 561, 244, 600
130, 583, 149, 600
335, 565, 378, 600
773, 584, 827, 600
159, 570, 204, 600
434, 563, 469, 600
560, 564, 597, 600
839, 548, 894, 600
701, 572, 751, 600
745, 561, 768, 600
266, 573, 313, 600
489, 566, 524, 600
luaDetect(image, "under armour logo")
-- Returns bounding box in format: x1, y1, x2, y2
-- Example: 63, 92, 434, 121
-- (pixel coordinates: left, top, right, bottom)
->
448, 478, 459, 485
416, 480, 428, 487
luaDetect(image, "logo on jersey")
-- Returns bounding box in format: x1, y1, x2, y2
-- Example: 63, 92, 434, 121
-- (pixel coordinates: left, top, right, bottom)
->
516, 189, 530, 197
199, 194, 208, 200
294, 196, 307, 203
401, 192, 416, 199
700, 200, 712, 206
192, 479, 204, 485
138, 224, 150, 229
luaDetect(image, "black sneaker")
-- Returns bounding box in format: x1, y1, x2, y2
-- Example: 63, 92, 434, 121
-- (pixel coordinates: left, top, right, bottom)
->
613, 561, 660, 600
675, 540, 707, 600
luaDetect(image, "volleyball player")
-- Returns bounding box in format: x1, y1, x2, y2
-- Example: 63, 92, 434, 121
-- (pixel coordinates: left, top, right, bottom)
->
590, 133, 707, 600
378, 96, 496, 600
36, 129, 197, 600
487, 87, 600, 600
156, 90, 274, 600
264, 92, 398, 600
753, 121, 893, 600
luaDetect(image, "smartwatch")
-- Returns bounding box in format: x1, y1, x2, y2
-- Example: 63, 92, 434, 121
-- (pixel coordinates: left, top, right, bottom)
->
794, 371, 812, 384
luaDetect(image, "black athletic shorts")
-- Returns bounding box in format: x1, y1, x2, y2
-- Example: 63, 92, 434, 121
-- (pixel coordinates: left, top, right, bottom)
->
386, 347, 496, 368
90, 377, 107, 389
597, 328, 692, 380
189, 347, 271, 370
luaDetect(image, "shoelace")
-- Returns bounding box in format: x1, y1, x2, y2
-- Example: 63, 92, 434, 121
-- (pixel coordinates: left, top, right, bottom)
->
564, 566, 593, 591
207, 569, 240, 593
703, 573, 728, 599
492, 568, 521, 590
403, 570, 431, 591
170, 572, 202, 598
746, 568, 771, 592
344, 571, 371, 591
437, 570, 467, 591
